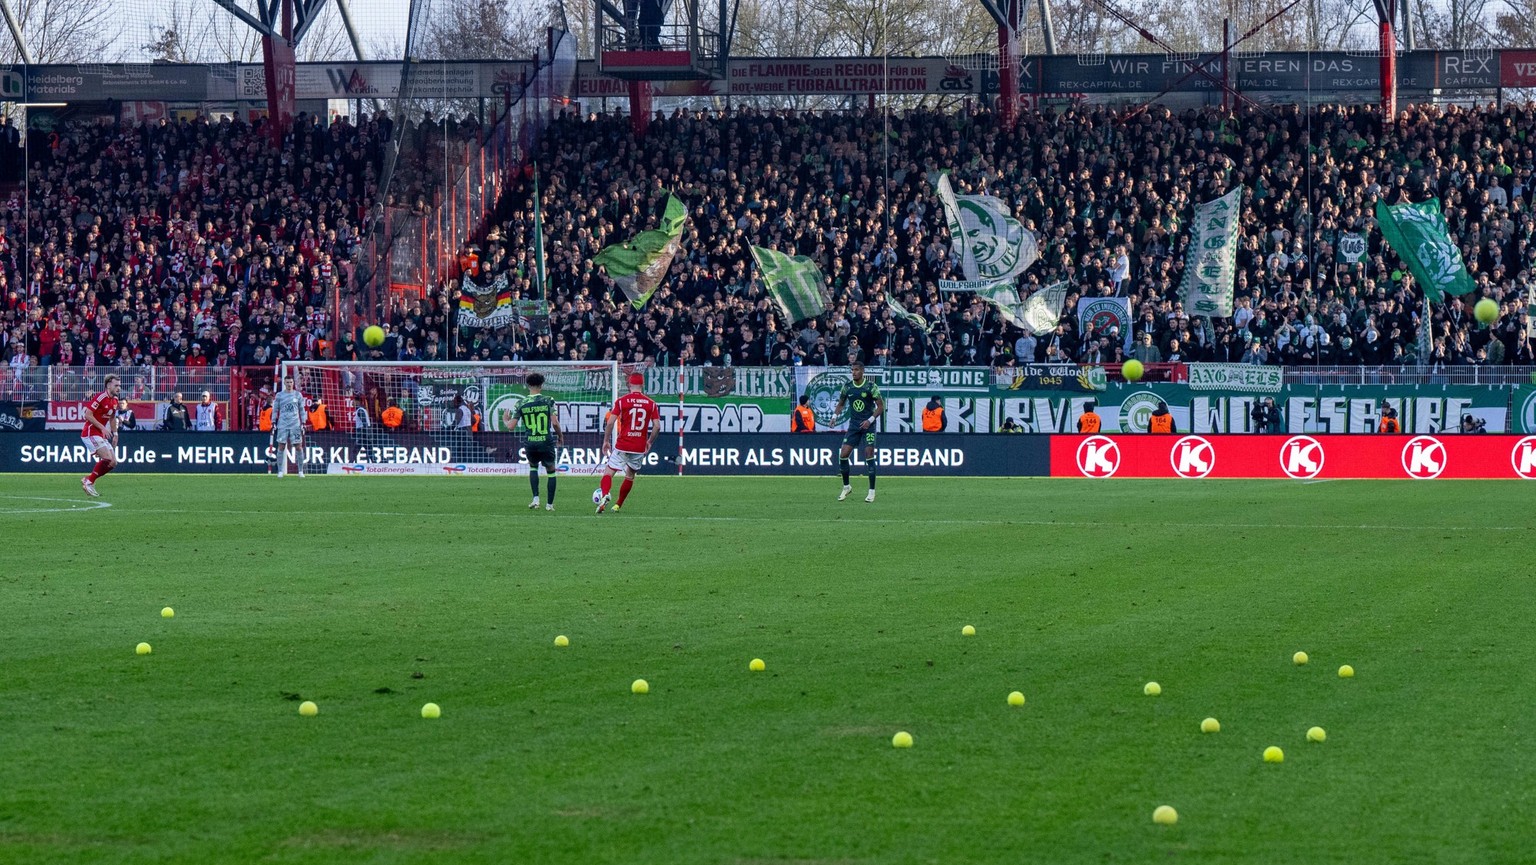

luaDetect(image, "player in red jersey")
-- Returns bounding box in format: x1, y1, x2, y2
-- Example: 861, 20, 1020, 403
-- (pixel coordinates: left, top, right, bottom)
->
596, 372, 660, 514
80, 373, 122, 497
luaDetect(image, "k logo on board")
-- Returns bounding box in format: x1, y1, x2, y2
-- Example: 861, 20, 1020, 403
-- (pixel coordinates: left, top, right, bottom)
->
1170, 435, 1214, 478
1076, 435, 1120, 478
1401, 436, 1446, 479
1512, 437, 1536, 479
1279, 436, 1325, 479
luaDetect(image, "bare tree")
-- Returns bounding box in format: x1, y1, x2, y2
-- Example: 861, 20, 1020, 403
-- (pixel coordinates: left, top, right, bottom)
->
143, 0, 351, 64
0, 0, 122, 64
1408, 0, 1495, 48
1494, 0, 1536, 45
419, 0, 559, 60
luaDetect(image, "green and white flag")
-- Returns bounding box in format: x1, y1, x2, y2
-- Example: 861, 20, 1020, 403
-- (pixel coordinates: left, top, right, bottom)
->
532, 166, 547, 299
1374, 197, 1474, 303
936, 173, 1038, 291
1179, 188, 1241, 318
750, 245, 829, 323
593, 193, 686, 310
886, 298, 934, 334
1337, 231, 1366, 265
1016, 282, 1069, 333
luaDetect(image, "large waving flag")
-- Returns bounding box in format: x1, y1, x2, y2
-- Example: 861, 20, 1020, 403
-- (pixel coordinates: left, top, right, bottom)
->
593, 193, 686, 309
1180, 188, 1241, 317
886, 298, 934, 334
750, 245, 829, 324
1375, 197, 1474, 302
1015, 282, 1069, 333
936, 173, 1038, 291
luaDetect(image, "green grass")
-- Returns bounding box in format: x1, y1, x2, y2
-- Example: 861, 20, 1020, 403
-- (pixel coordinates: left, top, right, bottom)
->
2, 474, 1534, 864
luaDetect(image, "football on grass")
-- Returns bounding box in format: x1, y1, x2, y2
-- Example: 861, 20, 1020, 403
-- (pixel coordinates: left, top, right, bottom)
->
592, 489, 603, 504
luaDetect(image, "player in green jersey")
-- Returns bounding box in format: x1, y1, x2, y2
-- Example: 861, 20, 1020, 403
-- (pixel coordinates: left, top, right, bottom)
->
513, 372, 562, 510
834, 361, 883, 502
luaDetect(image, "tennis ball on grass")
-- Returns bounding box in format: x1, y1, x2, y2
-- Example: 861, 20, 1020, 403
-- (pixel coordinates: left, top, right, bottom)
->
749, 658, 766, 672
1201, 717, 1220, 733
553, 635, 569, 647
298, 701, 318, 717
421, 702, 441, 719
1152, 805, 1178, 825
1338, 664, 1355, 678
631, 679, 649, 695
161, 607, 174, 618
1007, 691, 1025, 707
135, 642, 152, 656
961, 624, 976, 636
1263, 746, 1284, 763
1144, 681, 1161, 696
891, 731, 913, 748
1307, 726, 1327, 743
1293, 651, 1309, 665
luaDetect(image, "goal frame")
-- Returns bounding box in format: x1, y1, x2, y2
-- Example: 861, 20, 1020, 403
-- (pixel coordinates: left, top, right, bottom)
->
277, 359, 621, 476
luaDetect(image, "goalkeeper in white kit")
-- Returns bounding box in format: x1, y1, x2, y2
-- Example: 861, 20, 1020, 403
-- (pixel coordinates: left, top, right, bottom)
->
271, 375, 308, 477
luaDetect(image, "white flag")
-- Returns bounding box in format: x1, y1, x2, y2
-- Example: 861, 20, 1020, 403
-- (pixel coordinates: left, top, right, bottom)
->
1180, 188, 1241, 318
937, 173, 1038, 289
1016, 283, 1068, 333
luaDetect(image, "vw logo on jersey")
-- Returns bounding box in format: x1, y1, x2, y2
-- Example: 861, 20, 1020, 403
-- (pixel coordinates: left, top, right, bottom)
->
1076, 435, 1120, 478
1169, 435, 1214, 478
1401, 436, 1446, 479
1512, 437, 1536, 480
1278, 436, 1325, 479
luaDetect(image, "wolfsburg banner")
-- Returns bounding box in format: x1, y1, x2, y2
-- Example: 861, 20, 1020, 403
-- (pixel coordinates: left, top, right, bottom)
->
1186, 364, 1283, 392
935, 173, 1038, 291
1180, 188, 1241, 317
1375, 197, 1475, 302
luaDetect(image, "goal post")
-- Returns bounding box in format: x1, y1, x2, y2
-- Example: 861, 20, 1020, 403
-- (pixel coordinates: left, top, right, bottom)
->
278, 360, 620, 476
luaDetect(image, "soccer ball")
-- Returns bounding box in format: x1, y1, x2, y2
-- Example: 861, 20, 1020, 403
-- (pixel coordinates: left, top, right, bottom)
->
363, 325, 385, 347
592, 488, 603, 504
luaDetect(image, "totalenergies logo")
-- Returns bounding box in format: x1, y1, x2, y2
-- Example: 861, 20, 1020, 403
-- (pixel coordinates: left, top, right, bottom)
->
442, 464, 468, 474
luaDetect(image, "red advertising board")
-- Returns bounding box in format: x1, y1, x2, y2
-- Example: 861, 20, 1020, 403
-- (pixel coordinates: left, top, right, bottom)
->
1051, 434, 1536, 480
1501, 50, 1536, 87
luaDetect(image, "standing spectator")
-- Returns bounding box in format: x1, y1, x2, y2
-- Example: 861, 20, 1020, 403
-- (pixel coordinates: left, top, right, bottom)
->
163, 393, 190, 431
193, 390, 223, 431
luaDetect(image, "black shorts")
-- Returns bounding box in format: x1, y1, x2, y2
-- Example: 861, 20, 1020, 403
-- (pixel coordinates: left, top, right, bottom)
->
842, 428, 877, 450
525, 443, 557, 466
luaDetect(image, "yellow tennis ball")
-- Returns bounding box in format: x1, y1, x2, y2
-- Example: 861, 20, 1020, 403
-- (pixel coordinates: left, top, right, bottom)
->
631, 679, 649, 694
135, 642, 152, 656
1007, 691, 1025, 707
891, 731, 913, 748
1200, 717, 1220, 733
420, 702, 441, 719
1307, 726, 1327, 743
1474, 298, 1498, 324
1293, 651, 1309, 665
1338, 664, 1355, 678
553, 635, 569, 647
961, 624, 976, 636
1152, 805, 1178, 825
161, 607, 174, 619
298, 701, 318, 717
1144, 681, 1161, 696
363, 325, 385, 347
1122, 359, 1144, 381
749, 658, 766, 672
1263, 745, 1284, 763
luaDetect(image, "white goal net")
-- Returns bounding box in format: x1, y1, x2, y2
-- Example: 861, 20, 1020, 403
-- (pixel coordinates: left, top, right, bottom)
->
278, 361, 620, 476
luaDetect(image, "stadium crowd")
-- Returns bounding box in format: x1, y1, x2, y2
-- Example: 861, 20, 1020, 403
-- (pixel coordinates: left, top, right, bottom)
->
4, 100, 1536, 377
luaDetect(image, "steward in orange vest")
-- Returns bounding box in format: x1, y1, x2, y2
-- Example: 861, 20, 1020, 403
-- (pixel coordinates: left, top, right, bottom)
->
258, 405, 272, 432
791, 396, 816, 433
382, 402, 404, 429
921, 395, 945, 432
308, 399, 329, 431
1378, 409, 1400, 434
1148, 401, 1175, 434
1078, 401, 1102, 433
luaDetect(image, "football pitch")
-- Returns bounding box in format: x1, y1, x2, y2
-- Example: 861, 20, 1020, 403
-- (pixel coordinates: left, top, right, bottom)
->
2, 473, 1532, 864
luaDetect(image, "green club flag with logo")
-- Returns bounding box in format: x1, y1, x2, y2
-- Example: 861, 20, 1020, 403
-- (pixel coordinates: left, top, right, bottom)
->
935, 172, 1038, 291
886, 298, 934, 334
593, 193, 686, 310
750, 245, 829, 323
1375, 198, 1474, 302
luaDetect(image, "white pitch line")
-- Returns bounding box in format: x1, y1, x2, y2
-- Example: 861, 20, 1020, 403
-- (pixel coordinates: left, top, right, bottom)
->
123, 507, 1531, 533
0, 495, 114, 515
